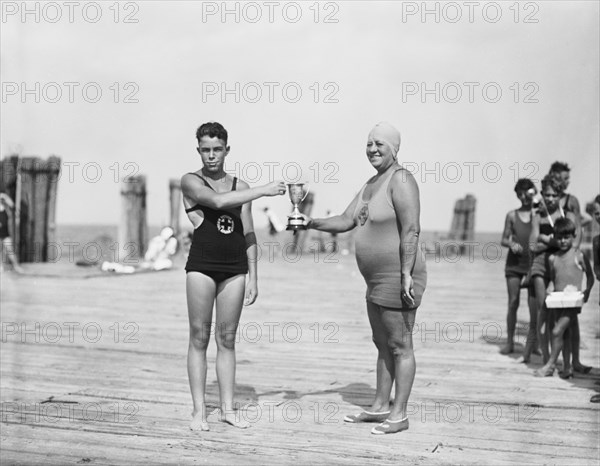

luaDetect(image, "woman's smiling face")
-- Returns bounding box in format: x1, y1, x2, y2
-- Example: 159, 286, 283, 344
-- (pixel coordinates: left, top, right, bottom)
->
366, 134, 395, 171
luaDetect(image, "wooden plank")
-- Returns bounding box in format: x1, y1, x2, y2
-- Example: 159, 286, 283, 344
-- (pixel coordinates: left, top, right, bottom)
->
1, 253, 599, 465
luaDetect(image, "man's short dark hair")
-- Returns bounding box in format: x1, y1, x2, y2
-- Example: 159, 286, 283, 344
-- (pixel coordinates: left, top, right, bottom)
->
554, 217, 576, 237
514, 178, 535, 193
549, 161, 570, 174
196, 122, 228, 145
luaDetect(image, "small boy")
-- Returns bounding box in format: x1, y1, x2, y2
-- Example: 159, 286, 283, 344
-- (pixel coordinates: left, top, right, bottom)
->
534, 217, 594, 377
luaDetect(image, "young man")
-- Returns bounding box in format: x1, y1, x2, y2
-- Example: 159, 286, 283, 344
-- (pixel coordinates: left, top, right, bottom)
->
181, 122, 286, 431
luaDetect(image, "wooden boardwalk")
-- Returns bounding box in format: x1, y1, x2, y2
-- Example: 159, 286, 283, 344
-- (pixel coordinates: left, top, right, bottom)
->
1, 249, 599, 465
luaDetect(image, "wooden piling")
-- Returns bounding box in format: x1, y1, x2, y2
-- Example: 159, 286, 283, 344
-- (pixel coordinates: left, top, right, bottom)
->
448, 194, 477, 253
463, 194, 477, 241
169, 179, 182, 235
3, 156, 61, 262
119, 175, 147, 262
449, 198, 465, 240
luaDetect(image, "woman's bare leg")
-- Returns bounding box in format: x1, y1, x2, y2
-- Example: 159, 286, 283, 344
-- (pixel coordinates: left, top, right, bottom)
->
381, 307, 417, 421
367, 301, 394, 413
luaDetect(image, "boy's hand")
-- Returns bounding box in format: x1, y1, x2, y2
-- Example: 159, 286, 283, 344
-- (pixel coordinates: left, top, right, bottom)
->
263, 180, 287, 197
244, 280, 258, 306
583, 289, 590, 303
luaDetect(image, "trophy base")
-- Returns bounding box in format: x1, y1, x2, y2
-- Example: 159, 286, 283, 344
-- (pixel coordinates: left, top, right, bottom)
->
286, 217, 307, 231
286, 224, 307, 231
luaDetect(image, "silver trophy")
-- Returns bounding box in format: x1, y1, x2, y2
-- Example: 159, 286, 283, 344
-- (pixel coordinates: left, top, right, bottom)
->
286, 183, 309, 232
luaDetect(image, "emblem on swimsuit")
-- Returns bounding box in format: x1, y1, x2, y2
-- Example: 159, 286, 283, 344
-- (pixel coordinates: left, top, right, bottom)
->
358, 205, 369, 226
217, 215, 234, 234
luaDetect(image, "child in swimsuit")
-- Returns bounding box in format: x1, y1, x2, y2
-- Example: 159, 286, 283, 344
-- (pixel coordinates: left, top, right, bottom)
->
548, 163, 590, 374
534, 217, 593, 378
500, 178, 536, 360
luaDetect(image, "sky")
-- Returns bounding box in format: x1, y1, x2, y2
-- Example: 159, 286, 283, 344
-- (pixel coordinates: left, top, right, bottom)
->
1, 0, 598, 233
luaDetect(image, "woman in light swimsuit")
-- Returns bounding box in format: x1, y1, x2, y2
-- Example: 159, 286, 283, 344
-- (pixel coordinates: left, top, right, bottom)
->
306, 122, 426, 435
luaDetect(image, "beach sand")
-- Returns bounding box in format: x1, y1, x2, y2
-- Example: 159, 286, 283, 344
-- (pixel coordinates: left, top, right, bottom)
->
1, 243, 599, 465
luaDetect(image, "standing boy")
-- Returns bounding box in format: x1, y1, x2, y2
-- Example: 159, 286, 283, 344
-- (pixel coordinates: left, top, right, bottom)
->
534, 217, 594, 377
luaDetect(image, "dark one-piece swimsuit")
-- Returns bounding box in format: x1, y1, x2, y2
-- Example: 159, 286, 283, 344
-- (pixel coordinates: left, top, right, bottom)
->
185, 174, 248, 284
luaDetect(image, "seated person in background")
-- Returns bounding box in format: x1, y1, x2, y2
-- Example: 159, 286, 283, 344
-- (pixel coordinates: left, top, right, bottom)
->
142, 226, 178, 270
263, 206, 285, 236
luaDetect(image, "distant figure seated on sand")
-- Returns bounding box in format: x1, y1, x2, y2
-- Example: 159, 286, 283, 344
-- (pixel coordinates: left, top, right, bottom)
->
141, 226, 178, 270
100, 227, 178, 273
263, 206, 285, 235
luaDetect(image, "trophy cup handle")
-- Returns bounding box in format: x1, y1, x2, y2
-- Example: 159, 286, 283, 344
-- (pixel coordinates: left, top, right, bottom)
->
300, 182, 310, 202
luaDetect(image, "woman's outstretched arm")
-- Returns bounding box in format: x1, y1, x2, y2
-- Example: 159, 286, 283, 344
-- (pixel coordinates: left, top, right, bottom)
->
308, 193, 359, 233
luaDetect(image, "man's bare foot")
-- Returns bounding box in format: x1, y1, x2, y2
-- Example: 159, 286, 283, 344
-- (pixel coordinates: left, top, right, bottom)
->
190, 410, 209, 431
500, 343, 514, 355
220, 409, 250, 429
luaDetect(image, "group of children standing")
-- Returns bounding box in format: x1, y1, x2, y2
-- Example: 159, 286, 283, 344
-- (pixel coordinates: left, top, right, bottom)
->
500, 162, 598, 383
